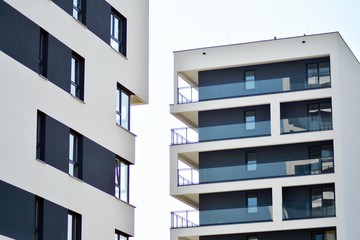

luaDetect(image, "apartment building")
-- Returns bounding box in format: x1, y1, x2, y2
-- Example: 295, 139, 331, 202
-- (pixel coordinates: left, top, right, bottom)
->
169, 32, 360, 240
0, 0, 148, 239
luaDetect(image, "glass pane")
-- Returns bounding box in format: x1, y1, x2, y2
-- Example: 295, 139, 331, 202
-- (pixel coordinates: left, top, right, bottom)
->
69, 134, 74, 161
325, 230, 336, 240
311, 188, 322, 217
111, 38, 120, 51
323, 187, 335, 217
314, 233, 324, 240
245, 71, 255, 90
114, 17, 119, 40
120, 161, 128, 202
247, 194, 258, 213
248, 236, 258, 240
67, 214, 73, 240
307, 64, 318, 87
245, 111, 255, 130
247, 152, 257, 171
120, 235, 127, 240
121, 91, 130, 130
319, 62, 330, 86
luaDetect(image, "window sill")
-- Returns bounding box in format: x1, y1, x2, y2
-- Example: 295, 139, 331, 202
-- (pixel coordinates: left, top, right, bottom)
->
68, 174, 84, 183
70, 93, 86, 104
110, 46, 128, 60
72, 17, 87, 29
38, 74, 48, 81
35, 158, 46, 164
116, 123, 137, 137
114, 197, 136, 208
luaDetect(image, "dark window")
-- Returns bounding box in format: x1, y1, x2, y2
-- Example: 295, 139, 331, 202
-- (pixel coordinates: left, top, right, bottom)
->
116, 85, 131, 130
247, 193, 258, 213
312, 230, 336, 240
115, 157, 129, 202
245, 110, 255, 130
246, 151, 257, 171
36, 111, 46, 161
110, 10, 127, 56
245, 70, 255, 90
68, 211, 81, 240
69, 131, 81, 178
309, 144, 334, 174
34, 196, 44, 240
307, 62, 330, 88
70, 52, 84, 100
307, 102, 332, 131
115, 230, 129, 240
39, 29, 48, 77
73, 0, 85, 24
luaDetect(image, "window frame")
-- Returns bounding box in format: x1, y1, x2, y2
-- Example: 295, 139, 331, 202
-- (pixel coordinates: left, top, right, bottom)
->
36, 111, 46, 161
116, 85, 132, 130
245, 70, 255, 90
245, 110, 256, 130
72, 0, 86, 24
110, 9, 127, 56
68, 211, 82, 240
69, 131, 82, 178
39, 28, 48, 77
34, 196, 44, 240
70, 52, 85, 100
115, 230, 129, 240
115, 157, 130, 202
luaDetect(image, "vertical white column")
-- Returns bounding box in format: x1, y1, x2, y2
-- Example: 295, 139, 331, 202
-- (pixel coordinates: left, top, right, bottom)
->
272, 184, 283, 223
174, 71, 178, 105
270, 100, 280, 137
169, 149, 178, 194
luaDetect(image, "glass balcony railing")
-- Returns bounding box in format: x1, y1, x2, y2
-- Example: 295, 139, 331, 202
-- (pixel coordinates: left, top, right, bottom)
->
283, 202, 335, 220
177, 157, 334, 186
177, 75, 331, 104
171, 206, 273, 228
280, 116, 332, 134
171, 120, 270, 145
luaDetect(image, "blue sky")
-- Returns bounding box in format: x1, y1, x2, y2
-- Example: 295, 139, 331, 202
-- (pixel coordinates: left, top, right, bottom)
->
130, 0, 360, 239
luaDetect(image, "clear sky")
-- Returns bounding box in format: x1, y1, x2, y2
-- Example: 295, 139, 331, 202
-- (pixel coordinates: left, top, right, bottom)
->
130, 0, 360, 239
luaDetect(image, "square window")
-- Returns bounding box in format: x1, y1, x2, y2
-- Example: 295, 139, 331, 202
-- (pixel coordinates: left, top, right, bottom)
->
110, 10, 127, 56
245, 110, 256, 130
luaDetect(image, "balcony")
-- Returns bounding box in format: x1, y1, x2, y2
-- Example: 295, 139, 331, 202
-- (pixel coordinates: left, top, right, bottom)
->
177, 74, 331, 104
178, 157, 334, 186
283, 184, 335, 220
171, 120, 270, 145
171, 205, 273, 228
281, 99, 332, 134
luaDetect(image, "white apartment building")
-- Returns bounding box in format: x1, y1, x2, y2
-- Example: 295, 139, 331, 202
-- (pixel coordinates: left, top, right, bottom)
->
169, 32, 360, 240
0, 0, 148, 239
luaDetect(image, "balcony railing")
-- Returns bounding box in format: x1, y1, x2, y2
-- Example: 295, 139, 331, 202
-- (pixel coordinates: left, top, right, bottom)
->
171, 120, 270, 145
177, 157, 334, 186
177, 75, 331, 104
281, 116, 332, 134
283, 202, 335, 220
171, 206, 273, 228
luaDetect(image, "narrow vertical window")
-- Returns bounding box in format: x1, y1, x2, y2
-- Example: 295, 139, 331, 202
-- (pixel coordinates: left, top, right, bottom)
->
245, 110, 256, 130
246, 151, 257, 171
71, 52, 84, 100
116, 85, 131, 130
110, 10, 127, 56
245, 70, 255, 90
39, 29, 48, 77
115, 230, 129, 240
68, 211, 81, 240
73, 0, 85, 23
34, 196, 43, 240
115, 157, 129, 202
69, 131, 81, 178
36, 111, 46, 161
247, 193, 258, 213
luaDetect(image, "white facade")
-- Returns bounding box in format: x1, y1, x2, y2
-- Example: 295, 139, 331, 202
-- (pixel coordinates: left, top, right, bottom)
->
0, 0, 148, 239
169, 32, 360, 240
